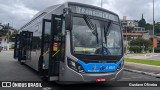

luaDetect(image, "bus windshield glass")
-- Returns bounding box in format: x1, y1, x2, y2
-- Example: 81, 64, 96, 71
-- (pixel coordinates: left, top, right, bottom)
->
71, 16, 122, 55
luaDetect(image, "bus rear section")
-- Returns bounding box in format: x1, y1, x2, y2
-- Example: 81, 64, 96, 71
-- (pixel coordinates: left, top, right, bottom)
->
14, 2, 124, 83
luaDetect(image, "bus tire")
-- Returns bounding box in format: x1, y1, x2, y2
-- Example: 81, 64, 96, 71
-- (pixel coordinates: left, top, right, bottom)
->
20, 62, 24, 65
41, 76, 48, 81
38, 56, 43, 74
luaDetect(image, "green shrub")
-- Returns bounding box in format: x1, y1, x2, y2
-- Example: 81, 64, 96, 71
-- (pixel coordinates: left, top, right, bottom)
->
130, 38, 152, 49
129, 46, 143, 53
155, 48, 160, 53
129, 38, 152, 53
148, 47, 152, 53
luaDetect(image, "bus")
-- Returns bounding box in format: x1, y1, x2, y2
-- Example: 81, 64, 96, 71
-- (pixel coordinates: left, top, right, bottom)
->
14, 2, 124, 83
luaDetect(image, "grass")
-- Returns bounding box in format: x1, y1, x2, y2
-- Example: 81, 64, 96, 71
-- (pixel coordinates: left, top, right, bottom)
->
124, 58, 160, 66
126, 53, 147, 54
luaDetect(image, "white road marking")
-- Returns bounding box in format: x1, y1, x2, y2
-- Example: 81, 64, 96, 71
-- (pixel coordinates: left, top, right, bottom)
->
42, 87, 52, 90
121, 77, 142, 80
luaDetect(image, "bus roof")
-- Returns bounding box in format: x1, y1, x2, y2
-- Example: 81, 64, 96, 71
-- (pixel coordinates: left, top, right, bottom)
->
67, 2, 118, 16
20, 2, 119, 30
33, 2, 118, 20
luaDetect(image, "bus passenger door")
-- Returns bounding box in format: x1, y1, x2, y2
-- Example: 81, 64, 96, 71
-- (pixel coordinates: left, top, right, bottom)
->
14, 34, 20, 59
25, 32, 33, 60
49, 14, 63, 79
40, 19, 51, 76
19, 31, 33, 63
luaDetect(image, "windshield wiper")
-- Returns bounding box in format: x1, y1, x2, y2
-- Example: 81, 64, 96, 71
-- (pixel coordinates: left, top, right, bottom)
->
104, 20, 112, 44
83, 15, 99, 44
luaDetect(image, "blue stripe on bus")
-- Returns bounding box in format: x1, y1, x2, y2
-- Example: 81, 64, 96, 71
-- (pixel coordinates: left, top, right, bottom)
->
77, 60, 122, 73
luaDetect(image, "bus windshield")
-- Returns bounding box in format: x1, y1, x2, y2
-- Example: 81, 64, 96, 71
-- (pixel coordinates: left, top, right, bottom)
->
71, 16, 122, 55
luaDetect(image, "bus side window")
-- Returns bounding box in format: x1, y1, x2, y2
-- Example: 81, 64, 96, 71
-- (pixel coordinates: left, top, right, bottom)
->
32, 36, 41, 51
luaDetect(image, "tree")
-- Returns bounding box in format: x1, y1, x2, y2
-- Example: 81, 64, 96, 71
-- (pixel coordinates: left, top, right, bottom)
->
0, 23, 18, 40
0, 24, 9, 36
144, 22, 160, 36
0, 23, 17, 36
145, 23, 152, 30
138, 14, 146, 28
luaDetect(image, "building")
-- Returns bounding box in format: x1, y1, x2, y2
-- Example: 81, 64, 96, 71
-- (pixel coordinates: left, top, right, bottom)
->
121, 16, 151, 53
148, 30, 160, 48
121, 16, 138, 27
121, 16, 150, 40
157, 36, 160, 47
123, 26, 149, 40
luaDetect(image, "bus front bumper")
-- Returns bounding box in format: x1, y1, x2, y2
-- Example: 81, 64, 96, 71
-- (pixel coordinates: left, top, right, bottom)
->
59, 65, 124, 82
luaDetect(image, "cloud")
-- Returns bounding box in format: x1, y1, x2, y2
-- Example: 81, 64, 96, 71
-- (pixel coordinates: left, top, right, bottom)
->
104, 0, 159, 23
0, 0, 160, 29
0, 0, 99, 29
16, 0, 99, 11
0, 1, 38, 29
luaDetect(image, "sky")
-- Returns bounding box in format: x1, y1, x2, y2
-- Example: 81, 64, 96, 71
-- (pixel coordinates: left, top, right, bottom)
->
0, 0, 160, 29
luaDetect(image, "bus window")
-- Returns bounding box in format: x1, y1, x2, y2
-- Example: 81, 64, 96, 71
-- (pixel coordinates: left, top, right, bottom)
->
42, 20, 51, 69
19, 31, 33, 60
44, 22, 51, 42
54, 20, 62, 41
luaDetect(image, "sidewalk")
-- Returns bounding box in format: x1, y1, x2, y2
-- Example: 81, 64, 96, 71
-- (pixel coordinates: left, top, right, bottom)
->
124, 62, 160, 78
124, 53, 160, 60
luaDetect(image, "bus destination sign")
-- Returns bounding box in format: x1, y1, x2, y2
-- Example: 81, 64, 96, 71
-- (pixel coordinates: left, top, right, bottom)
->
69, 5, 119, 22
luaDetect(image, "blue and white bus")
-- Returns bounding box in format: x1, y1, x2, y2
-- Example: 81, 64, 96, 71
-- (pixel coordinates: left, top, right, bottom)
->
14, 2, 124, 83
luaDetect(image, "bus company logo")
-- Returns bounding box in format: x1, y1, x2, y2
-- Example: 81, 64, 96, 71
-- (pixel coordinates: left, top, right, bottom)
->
100, 66, 106, 70
92, 65, 96, 70
2, 82, 11, 87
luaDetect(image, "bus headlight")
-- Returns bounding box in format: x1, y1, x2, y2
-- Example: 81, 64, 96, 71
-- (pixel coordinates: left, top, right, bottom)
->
117, 59, 124, 71
67, 58, 84, 73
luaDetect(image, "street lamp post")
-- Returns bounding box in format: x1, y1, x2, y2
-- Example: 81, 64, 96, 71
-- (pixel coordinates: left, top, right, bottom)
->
101, 0, 103, 8
153, 0, 155, 54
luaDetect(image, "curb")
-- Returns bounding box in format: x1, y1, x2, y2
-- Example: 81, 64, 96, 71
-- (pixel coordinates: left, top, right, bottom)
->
125, 62, 160, 68
124, 68, 160, 78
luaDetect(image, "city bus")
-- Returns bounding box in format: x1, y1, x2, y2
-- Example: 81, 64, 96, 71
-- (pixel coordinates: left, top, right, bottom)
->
14, 2, 124, 83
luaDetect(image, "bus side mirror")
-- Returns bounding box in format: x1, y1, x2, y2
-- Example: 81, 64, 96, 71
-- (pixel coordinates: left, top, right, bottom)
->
65, 14, 73, 30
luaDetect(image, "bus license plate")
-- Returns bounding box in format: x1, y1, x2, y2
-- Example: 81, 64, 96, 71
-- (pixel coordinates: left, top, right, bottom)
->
96, 78, 106, 82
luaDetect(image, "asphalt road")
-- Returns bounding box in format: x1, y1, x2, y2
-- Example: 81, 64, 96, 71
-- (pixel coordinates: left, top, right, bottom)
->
0, 51, 160, 90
